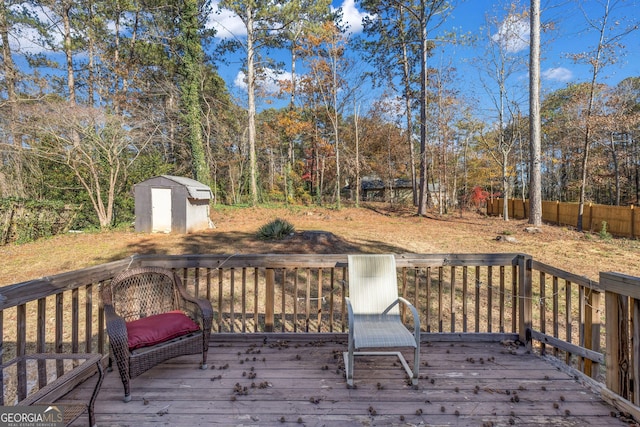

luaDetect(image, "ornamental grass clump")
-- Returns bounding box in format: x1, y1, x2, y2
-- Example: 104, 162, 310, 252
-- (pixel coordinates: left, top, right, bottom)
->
257, 218, 295, 240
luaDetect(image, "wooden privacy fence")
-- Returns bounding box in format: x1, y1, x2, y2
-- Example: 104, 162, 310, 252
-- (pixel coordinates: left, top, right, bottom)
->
0, 253, 639, 414
487, 198, 639, 238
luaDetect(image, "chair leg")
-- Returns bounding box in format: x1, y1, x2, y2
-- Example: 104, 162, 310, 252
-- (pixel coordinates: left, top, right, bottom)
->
112, 357, 131, 402
412, 345, 420, 386
201, 347, 209, 370
122, 379, 131, 402
345, 338, 355, 386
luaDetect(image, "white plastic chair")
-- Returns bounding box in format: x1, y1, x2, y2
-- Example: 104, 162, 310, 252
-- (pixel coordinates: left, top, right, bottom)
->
344, 254, 420, 386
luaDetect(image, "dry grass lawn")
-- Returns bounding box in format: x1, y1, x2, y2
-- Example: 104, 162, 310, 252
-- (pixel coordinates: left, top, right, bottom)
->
1, 203, 638, 287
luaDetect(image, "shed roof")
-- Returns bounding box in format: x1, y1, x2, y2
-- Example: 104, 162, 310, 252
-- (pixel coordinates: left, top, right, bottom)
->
160, 175, 212, 199
135, 175, 213, 200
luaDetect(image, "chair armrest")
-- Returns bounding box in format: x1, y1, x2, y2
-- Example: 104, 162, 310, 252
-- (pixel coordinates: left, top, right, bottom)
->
103, 304, 130, 358
397, 297, 420, 333
383, 297, 421, 334
176, 286, 214, 332
345, 297, 354, 333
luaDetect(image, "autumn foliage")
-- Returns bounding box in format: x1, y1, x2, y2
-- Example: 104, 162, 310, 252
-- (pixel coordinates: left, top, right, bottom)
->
470, 186, 490, 209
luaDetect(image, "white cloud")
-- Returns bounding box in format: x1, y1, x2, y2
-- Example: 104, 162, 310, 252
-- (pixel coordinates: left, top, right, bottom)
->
212, 0, 370, 39
333, 0, 370, 34
234, 68, 294, 94
492, 14, 529, 54
8, 4, 62, 54
209, 1, 247, 40
542, 67, 573, 82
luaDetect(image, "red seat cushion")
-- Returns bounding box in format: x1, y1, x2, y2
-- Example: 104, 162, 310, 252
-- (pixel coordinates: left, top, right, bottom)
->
126, 310, 201, 350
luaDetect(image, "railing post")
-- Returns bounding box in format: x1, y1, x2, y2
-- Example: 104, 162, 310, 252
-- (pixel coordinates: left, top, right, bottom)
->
605, 290, 627, 396
518, 255, 532, 349
601, 271, 640, 409
265, 268, 275, 332
583, 290, 601, 379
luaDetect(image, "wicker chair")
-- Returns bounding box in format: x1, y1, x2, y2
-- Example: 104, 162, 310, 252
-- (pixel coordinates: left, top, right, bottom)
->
344, 254, 420, 386
101, 267, 213, 402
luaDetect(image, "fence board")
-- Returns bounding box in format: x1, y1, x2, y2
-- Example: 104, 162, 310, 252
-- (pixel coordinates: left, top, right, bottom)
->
489, 199, 638, 238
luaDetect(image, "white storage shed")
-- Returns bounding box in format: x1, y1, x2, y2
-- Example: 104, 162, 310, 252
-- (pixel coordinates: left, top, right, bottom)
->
134, 175, 213, 233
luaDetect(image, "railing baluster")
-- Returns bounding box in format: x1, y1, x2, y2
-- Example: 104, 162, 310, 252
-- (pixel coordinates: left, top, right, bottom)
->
55, 293, 63, 376
281, 269, 287, 333
17, 304, 26, 358
217, 268, 223, 333
317, 268, 323, 333
462, 266, 468, 333
329, 268, 335, 333
253, 268, 259, 333
579, 284, 585, 372
294, 269, 299, 333
37, 298, 47, 390
425, 267, 431, 333
340, 266, 346, 333
230, 268, 235, 333
565, 280, 572, 364
305, 268, 311, 333
553, 276, 559, 358
487, 266, 493, 333
72, 288, 79, 353
85, 284, 93, 354
499, 266, 505, 333
206, 268, 212, 301
511, 265, 517, 333
450, 266, 456, 333
539, 272, 546, 354
475, 267, 481, 333
37, 298, 46, 354
242, 267, 247, 333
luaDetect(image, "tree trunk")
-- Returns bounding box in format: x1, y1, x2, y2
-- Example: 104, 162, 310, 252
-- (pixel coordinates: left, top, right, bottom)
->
417, 11, 429, 216
0, 1, 25, 196
502, 151, 509, 221
400, 10, 418, 207
246, 5, 258, 205
610, 133, 621, 205
62, 3, 76, 104
354, 103, 360, 208
577, 0, 610, 231
180, 0, 209, 186
529, 0, 542, 226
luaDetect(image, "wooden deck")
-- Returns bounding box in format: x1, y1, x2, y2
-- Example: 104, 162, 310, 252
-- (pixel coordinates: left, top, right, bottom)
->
66, 335, 633, 426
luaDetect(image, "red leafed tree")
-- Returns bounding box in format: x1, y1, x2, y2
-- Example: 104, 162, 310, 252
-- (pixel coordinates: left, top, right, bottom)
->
470, 186, 489, 210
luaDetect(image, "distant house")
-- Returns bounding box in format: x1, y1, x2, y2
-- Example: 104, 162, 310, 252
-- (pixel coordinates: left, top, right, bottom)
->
346, 177, 446, 206
134, 175, 213, 234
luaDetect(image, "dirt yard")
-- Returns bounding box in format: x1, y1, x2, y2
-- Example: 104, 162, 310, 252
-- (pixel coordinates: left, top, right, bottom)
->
1, 204, 638, 286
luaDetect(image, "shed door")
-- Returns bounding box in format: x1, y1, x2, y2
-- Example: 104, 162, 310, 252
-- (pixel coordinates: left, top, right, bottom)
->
151, 188, 172, 233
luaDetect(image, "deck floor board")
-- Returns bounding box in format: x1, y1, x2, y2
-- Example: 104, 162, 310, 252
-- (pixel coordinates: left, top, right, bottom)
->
68, 336, 632, 426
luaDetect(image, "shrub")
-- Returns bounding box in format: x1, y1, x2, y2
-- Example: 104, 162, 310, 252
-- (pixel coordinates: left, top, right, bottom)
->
599, 221, 612, 241
257, 218, 295, 240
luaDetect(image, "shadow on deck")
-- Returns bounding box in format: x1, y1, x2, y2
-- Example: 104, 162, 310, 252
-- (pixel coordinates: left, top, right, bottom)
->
65, 335, 635, 426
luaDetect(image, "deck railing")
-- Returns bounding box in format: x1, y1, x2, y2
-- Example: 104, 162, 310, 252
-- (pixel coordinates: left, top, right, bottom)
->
0, 253, 638, 415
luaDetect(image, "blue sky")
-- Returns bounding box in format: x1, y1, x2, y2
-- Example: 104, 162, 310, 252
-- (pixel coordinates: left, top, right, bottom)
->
7, 0, 639, 119
209, 0, 640, 117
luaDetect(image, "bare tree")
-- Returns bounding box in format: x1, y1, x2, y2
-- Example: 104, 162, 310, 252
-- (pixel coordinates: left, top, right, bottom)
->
16, 101, 154, 228
476, 4, 529, 221
573, 0, 638, 231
